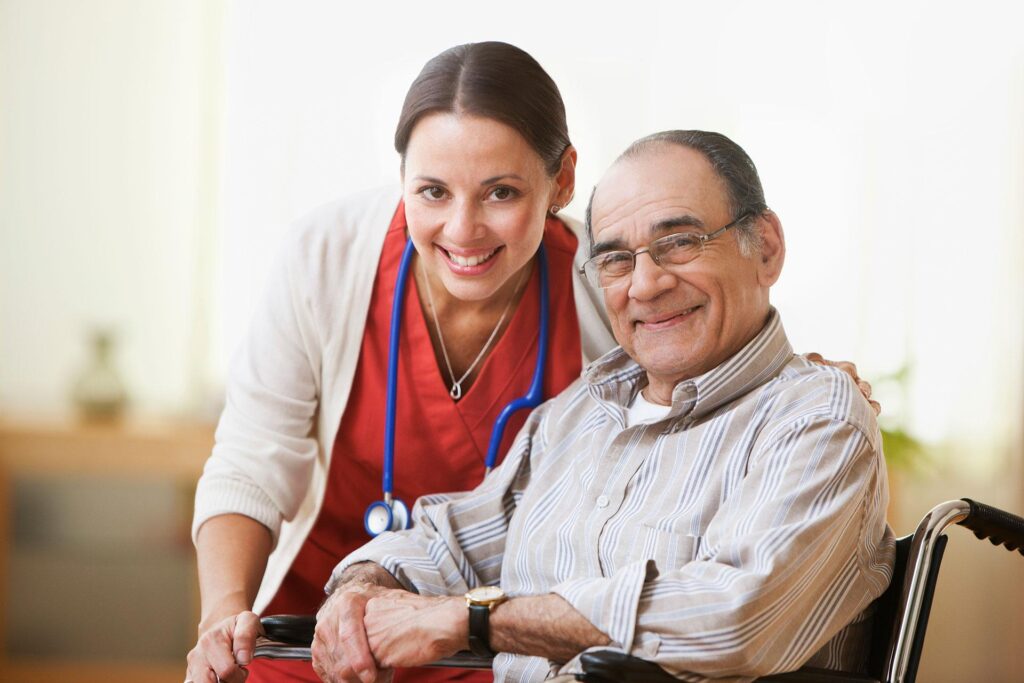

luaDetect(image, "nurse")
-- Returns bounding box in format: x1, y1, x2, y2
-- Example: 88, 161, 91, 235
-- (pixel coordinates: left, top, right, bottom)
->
187, 41, 614, 683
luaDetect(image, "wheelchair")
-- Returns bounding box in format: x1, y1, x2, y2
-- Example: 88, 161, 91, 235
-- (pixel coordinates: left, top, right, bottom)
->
253, 498, 1024, 682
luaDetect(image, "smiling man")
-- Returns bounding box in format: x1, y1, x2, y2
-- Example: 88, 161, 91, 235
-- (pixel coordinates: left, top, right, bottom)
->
312, 131, 894, 683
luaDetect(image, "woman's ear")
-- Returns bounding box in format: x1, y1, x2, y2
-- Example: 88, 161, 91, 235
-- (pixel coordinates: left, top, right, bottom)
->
553, 145, 578, 209
755, 210, 786, 287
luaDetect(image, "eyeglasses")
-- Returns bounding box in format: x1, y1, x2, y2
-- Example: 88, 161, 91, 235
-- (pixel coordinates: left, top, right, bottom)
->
580, 213, 753, 289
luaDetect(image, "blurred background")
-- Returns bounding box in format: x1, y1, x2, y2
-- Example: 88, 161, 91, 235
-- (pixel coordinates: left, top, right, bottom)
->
1, 0, 1022, 681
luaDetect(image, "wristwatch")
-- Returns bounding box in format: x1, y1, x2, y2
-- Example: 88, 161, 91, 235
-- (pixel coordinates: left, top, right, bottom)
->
465, 585, 507, 657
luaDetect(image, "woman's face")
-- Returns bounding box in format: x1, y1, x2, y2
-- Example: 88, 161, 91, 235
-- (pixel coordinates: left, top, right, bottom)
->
402, 112, 572, 303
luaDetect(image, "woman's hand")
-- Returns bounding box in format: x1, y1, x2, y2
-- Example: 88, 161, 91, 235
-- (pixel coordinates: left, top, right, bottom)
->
313, 581, 394, 683
363, 591, 466, 669
804, 352, 881, 416
185, 610, 262, 683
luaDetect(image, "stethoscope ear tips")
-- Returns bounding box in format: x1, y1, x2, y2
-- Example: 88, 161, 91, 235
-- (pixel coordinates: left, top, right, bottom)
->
364, 498, 411, 537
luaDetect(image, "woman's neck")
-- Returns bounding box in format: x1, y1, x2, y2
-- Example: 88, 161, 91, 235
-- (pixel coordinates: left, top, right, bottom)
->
414, 255, 534, 395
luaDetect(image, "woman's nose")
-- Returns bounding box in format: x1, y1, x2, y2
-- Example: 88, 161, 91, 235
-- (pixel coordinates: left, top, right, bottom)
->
445, 199, 484, 242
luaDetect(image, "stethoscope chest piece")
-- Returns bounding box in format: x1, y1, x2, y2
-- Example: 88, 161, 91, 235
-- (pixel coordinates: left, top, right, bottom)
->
364, 496, 410, 537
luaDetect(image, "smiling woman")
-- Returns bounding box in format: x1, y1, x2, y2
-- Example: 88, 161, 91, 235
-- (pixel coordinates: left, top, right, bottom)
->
187, 41, 615, 683
403, 112, 569, 387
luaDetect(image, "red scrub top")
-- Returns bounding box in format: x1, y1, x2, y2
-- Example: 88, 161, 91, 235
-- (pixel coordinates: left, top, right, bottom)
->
247, 204, 583, 682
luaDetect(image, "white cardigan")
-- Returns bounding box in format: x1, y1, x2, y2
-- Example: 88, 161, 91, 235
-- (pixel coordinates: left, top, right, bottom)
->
192, 186, 616, 612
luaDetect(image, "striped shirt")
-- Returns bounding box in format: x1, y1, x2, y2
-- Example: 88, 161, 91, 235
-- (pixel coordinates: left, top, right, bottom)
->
331, 310, 895, 682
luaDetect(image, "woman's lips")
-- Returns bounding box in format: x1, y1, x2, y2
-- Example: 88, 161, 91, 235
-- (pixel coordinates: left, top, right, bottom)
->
636, 305, 702, 330
436, 244, 503, 275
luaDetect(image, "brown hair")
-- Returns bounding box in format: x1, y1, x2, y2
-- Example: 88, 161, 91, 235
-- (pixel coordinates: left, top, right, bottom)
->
394, 42, 571, 176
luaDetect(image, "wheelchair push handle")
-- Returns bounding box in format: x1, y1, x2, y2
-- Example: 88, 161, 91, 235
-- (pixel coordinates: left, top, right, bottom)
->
958, 497, 1024, 555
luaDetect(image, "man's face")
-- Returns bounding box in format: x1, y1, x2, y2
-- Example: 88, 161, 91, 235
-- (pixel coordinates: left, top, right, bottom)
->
589, 145, 782, 395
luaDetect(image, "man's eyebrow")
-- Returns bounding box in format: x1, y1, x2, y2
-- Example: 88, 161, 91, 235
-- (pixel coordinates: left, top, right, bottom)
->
590, 237, 628, 256
652, 215, 705, 233
591, 215, 705, 255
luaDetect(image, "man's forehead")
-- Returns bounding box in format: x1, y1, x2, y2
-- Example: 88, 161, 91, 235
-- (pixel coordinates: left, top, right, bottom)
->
591, 147, 729, 237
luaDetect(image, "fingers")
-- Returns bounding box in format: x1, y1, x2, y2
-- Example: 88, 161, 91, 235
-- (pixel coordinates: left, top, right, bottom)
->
805, 354, 881, 413
232, 611, 262, 667
205, 626, 247, 682
312, 590, 381, 683
186, 614, 251, 683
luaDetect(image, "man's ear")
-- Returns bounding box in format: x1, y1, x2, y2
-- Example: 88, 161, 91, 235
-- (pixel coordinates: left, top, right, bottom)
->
755, 210, 785, 287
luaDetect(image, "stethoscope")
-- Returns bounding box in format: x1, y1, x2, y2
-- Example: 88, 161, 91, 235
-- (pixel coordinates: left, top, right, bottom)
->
364, 238, 551, 537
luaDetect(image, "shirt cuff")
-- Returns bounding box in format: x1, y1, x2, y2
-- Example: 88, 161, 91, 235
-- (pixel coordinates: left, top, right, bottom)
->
326, 532, 458, 597
551, 558, 657, 651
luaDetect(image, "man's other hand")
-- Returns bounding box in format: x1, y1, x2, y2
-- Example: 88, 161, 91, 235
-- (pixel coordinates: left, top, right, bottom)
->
363, 590, 467, 669
805, 352, 881, 416
312, 566, 398, 683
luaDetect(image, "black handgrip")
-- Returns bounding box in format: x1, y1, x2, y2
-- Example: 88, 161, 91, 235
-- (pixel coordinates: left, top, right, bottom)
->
578, 650, 677, 682
958, 498, 1024, 555
261, 615, 316, 646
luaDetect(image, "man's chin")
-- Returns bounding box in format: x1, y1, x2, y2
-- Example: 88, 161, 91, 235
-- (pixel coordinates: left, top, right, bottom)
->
632, 347, 703, 383
631, 328, 705, 368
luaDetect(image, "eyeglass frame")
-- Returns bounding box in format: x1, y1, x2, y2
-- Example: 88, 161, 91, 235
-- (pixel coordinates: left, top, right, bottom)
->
579, 211, 756, 289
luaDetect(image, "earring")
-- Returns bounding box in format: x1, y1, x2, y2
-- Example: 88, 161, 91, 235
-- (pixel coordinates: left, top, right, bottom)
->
550, 204, 561, 215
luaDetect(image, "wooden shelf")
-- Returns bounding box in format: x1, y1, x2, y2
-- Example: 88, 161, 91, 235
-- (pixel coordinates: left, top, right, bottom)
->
0, 415, 215, 680
0, 659, 185, 683
0, 415, 214, 478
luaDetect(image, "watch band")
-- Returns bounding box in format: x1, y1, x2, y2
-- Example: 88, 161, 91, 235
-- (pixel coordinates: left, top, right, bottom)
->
467, 603, 495, 657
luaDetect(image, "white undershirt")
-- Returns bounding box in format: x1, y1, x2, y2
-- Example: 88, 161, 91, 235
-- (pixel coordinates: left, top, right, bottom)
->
625, 389, 672, 428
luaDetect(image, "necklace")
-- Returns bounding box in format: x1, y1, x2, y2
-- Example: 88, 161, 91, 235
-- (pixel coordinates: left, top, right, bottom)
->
419, 260, 529, 400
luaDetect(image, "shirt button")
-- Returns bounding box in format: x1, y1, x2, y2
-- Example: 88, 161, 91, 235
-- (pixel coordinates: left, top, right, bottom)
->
596, 495, 610, 508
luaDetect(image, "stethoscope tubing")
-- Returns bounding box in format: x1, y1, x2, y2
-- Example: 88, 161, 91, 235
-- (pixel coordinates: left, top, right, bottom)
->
380, 238, 549, 500
483, 245, 549, 472
382, 238, 417, 500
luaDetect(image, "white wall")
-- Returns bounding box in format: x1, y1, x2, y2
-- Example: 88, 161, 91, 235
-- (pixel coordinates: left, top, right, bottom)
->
0, 0, 223, 416
216, 0, 1024, 454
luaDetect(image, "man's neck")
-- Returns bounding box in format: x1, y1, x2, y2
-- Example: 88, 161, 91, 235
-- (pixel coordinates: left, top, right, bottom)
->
641, 382, 674, 406
641, 307, 775, 407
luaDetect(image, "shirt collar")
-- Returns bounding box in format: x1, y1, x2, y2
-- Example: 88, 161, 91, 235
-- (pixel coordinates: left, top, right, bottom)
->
584, 308, 793, 428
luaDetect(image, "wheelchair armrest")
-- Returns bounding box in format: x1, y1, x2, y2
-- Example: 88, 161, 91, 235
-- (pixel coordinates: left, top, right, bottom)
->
253, 615, 316, 661
254, 615, 492, 669
577, 649, 676, 682
576, 650, 879, 683
261, 614, 316, 646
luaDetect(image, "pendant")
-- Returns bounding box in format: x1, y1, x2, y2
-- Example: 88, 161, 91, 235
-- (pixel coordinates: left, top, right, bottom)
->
450, 382, 462, 400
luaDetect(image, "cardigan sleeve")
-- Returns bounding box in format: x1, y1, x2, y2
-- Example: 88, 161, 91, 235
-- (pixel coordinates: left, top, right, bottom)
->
191, 224, 326, 547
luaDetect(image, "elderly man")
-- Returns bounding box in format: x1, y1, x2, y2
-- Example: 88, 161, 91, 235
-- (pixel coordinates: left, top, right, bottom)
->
312, 131, 895, 683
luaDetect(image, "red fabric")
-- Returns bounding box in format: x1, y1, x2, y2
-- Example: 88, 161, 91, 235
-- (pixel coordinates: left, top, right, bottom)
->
247, 204, 582, 682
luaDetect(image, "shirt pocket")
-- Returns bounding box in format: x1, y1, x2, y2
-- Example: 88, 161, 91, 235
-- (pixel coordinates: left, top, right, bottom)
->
639, 524, 701, 572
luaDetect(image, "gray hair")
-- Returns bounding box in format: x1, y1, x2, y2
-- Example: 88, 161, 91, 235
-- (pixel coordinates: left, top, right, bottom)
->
586, 130, 768, 256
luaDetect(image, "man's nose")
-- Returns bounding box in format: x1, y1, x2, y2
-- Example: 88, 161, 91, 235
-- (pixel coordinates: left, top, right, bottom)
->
627, 251, 676, 301
445, 199, 484, 242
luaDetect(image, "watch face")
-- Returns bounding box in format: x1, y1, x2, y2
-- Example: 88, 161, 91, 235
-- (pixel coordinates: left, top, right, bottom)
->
466, 585, 504, 603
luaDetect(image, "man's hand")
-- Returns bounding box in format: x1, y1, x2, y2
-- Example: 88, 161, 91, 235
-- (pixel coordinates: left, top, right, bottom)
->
805, 352, 881, 416
312, 564, 402, 683
363, 591, 467, 669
